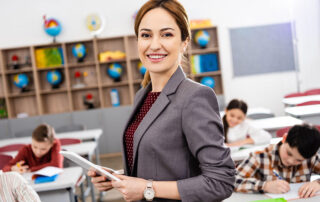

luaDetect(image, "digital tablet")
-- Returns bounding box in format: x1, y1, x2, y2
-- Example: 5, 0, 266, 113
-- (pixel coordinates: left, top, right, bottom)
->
60, 151, 120, 181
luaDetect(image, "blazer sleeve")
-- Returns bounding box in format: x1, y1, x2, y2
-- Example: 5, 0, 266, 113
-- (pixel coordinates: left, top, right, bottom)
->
177, 87, 236, 202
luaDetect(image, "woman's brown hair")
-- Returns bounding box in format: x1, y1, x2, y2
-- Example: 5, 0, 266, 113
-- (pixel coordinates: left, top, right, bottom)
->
134, 0, 191, 87
32, 124, 55, 144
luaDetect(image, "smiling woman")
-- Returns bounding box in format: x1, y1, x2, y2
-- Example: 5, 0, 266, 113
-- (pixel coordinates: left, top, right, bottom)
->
88, 1, 236, 201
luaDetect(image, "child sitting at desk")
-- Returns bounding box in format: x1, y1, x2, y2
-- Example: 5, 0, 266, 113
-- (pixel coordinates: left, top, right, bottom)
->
2, 124, 63, 173
223, 99, 271, 147
235, 124, 320, 198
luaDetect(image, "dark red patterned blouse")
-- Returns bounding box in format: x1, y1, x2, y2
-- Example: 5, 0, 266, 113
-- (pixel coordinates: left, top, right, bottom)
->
124, 91, 161, 172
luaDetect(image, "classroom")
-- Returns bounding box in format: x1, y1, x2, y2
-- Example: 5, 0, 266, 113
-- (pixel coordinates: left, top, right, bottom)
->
0, 0, 319, 202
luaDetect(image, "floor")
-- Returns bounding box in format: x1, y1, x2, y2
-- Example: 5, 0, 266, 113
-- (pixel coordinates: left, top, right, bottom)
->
76, 154, 125, 202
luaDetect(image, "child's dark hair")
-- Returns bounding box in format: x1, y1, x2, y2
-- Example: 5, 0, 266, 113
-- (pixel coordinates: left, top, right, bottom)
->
222, 99, 248, 143
285, 124, 320, 159
32, 124, 55, 144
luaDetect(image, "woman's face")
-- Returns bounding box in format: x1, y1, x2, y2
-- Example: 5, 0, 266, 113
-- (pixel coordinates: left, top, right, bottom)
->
137, 8, 188, 76
225, 108, 246, 128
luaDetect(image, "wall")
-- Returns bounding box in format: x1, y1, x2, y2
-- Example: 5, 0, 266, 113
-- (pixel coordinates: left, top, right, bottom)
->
0, 0, 319, 117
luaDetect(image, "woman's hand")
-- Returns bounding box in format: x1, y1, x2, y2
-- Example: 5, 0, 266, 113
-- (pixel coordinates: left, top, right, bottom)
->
298, 181, 320, 198
87, 167, 113, 192
112, 174, 148, 202
11, 160, 29, 173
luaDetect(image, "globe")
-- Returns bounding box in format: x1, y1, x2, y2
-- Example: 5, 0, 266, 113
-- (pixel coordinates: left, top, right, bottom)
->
107, 63, 122, 81
138, 62, 146, 75
47, 70, 63, 88
72, 43, 87, 62
43, 17, 62, 37
13, 74, 29, 89
200, 77, 215, 88
194, 30, 210, 48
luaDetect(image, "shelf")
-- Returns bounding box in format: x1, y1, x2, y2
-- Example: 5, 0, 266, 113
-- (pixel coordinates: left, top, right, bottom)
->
102, 81, 129, 88
130, 56, 140, 61
0, 26, 223, 119
133, 79, 142, 84
5, 68, 33, 74
37, 66, 64, 71
71, 85, 99, 91
193, 71, 221, 77
99, 58, 127, 65
191, 47, 219, 55
40, 88, 68, 95
68, 62, 96, 68
8, 91, 36, 98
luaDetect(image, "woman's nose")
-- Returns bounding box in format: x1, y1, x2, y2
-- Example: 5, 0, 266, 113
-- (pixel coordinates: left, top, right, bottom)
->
150, 36, 161, 50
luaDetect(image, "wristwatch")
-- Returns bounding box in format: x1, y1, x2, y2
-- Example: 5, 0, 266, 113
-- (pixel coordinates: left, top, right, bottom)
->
143, 179, 155, 201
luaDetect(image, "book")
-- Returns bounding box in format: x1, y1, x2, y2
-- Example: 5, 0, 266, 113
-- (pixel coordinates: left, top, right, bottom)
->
31, 166, 63, 184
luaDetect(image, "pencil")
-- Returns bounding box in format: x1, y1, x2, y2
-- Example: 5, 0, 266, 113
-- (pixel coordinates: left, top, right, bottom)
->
273, 170, 283, 180
16, 162, 21, 168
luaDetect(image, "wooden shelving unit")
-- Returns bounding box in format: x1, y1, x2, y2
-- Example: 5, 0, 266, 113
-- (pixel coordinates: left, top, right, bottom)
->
0, 26, 223, 119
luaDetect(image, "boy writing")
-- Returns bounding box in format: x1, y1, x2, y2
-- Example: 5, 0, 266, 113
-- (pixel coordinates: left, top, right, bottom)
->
3, 124, 63, 173
235, 124, 320, 198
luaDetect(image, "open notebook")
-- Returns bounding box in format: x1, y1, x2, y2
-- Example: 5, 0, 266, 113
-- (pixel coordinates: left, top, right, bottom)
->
265, 177, 320, 201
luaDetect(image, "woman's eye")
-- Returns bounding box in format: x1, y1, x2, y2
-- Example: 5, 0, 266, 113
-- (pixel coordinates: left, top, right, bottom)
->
141, 33, 150, 38
162, 33, 173, 37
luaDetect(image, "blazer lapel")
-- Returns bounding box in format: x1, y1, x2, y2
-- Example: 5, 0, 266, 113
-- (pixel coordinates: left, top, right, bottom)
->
131, 67, 186, 174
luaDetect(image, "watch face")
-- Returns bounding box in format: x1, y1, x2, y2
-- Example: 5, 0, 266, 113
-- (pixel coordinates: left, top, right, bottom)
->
144, 188, 155, 200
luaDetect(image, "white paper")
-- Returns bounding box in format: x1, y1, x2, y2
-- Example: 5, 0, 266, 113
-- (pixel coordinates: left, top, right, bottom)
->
32, 166, 63, 177
265, 182, 320, 200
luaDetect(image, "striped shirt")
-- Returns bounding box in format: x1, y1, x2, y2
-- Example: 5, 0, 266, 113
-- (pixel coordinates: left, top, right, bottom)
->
0, 171, 41, 202
235, 142, 320, 193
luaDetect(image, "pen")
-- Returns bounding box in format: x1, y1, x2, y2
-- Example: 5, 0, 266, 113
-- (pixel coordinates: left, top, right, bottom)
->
273, 170, 283, 180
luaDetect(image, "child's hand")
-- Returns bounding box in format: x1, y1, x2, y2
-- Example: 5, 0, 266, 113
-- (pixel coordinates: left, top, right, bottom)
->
11, 160, 29, 174
298, 181, 320, 198
263, 180, 290, 194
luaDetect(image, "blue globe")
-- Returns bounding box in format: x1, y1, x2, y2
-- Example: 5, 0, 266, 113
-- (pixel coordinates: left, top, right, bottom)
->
194, 30, 210, 48
47, 70, 62, 87
107, 63, 122, 80
13, 74, 29, 89
138, 62, 146, 75
200, 77, 215, 88
72, 43, 86, 62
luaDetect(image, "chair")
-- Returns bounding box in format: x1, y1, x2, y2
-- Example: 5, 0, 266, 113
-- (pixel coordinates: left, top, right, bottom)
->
296, 101, 320, 106
0, 154, 13, 169
276, 127, 291, 137
55, 124, 86, 133
304, 88, 320, 95
284, 92, 306, 98
0, 144, 26, 152
277, 125, 320, 138
59, 138, 82, 146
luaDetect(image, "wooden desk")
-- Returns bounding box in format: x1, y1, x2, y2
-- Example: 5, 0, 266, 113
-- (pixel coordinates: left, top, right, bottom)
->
30, 167, 83, 202
250, 116, 304, 134
282, 95, 320, 106
285, 105, 320, 124
231, 138, 282, 162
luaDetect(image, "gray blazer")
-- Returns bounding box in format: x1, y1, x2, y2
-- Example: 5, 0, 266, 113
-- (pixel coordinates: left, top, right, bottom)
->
122, 67, 235, 202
